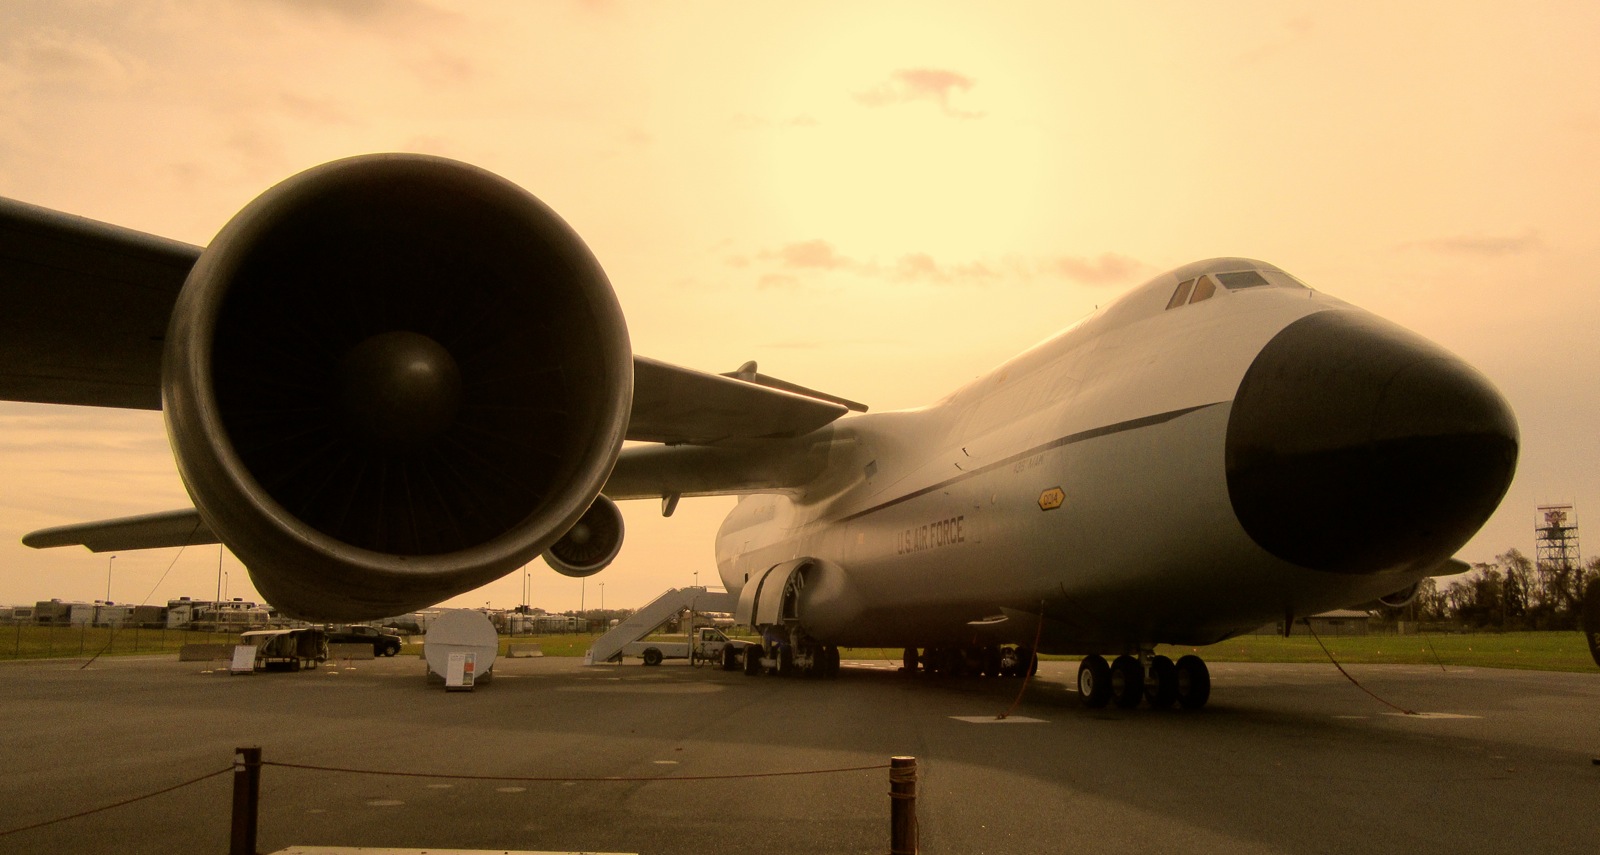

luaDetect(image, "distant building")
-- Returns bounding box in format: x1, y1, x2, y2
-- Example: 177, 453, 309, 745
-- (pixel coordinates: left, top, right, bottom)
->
93, 603, 134, 628
1252, 609, 1372, 637
35, 600, 95, 627
0, 606, 36, 625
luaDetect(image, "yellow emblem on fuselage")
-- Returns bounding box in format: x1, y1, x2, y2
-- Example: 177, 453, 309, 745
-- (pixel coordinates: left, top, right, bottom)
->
1038, 487, 1065, 511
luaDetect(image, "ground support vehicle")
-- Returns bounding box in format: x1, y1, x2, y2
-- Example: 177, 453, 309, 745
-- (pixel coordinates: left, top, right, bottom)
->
624, 627, 757, 668
240, 628, 327, 671
324, 624, 403, 656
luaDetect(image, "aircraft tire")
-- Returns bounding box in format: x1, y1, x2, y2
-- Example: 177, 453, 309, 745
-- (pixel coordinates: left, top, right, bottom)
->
825, 645, 841, 677
998, 646, 1019, 677
1145, 655, 1178, 708
902, 647, 919, 673
1175, 655, 1211, 710
1077, 654, 1111, 708
743, 648, 761, 676
776, 645, 794, 677
721, 646, 739, 671
1017, 646, 1038, 677
1109, 655, 1144, 709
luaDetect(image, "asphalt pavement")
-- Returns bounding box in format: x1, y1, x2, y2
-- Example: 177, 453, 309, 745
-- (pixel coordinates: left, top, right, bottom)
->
1, 651, 1596, 854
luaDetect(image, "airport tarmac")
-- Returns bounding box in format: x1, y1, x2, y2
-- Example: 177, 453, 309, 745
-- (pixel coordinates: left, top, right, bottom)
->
1, 652, 1596, 854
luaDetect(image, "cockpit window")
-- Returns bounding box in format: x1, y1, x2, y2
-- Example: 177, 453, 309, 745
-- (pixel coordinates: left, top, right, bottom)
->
1166, 267, 1308, 311
1166, 279, 1195, 309
1216, 270, 1269, 290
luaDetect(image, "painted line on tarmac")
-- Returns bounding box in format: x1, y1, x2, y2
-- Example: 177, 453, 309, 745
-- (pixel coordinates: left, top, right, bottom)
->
1383, 712, 1481, 719
949, 715, 1049, 724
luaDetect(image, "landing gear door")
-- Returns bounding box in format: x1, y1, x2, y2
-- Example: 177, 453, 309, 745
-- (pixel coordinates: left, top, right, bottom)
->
735, 558, 811, 628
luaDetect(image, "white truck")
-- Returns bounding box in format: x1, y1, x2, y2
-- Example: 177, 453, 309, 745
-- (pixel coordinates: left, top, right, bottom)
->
622, 627, 757, 668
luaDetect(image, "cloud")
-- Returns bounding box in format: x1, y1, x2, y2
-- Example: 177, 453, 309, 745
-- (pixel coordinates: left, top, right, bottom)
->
253, 0, 459, 31
1399, 232, 1543, 257
1043, 253, 1151, 285
892, 253, 1001, 284
762, 239, 860, 271
854, 68, 984, 118
0, 28, 139, 95
744, 241, 1147, 290
748, 241, 1016, 288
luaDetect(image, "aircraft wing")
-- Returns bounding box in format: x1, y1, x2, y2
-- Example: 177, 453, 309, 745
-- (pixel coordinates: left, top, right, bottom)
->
0, 196, 197, 410
22, 509, 217, 552
0, 195, 851, 443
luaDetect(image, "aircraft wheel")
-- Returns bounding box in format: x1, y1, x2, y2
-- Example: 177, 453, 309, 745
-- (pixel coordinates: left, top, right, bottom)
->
1109, 655, 1144, 709
998, 646, 1019, 677
1175, 654, 1211, 710
1017, 646, 1038, 677
722, 645, 739, 671
742, 647, 761, 676
1077, 654, 1111, 708
981, 646, 1002, 677
642, 648, 663, 667
825, 645, 841, 677
902, 647, 919, 673
776, 645, 794, 677
1145, 655, 1178, 709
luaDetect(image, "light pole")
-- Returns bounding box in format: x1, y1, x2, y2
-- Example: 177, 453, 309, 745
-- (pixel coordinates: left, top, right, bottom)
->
224, 570, 229, 601
599, 581, 605, 612
106, 554, 116, 603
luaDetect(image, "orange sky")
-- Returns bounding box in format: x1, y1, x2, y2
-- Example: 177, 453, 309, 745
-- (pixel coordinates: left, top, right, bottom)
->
2, 1, 1598, 613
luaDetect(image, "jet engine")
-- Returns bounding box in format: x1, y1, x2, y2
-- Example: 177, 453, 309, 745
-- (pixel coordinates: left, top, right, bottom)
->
161, 154, 632, 620
542, 495, 625, 578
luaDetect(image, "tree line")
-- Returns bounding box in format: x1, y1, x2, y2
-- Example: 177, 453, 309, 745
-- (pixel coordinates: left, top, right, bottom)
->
1403, 548, 1600, 630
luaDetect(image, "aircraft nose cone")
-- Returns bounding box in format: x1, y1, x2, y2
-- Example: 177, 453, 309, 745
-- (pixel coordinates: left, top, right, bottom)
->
1225, 311, 1518, 575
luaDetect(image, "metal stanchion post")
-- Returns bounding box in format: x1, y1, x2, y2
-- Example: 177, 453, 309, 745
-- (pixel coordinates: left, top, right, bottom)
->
890, 755, 918, 855
230, 746, 262, 855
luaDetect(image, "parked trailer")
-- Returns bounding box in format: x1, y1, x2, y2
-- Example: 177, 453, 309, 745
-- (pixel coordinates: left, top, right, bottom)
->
240, 628, 328, 672
622, 627, 757, 668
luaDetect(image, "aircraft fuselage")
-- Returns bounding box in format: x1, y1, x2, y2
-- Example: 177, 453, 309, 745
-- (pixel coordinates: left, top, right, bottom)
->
714, 258, 1517, 655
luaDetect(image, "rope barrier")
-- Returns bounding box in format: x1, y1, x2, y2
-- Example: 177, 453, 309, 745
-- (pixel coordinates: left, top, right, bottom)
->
1423, 633, 1449, 673
997, 601, 1046, 719
1304, 621, 1417, 715
260, 759, 891, 783
0, 766, 232, 838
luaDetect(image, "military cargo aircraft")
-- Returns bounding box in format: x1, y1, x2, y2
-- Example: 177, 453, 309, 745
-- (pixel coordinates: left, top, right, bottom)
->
1, 154, 1517, 708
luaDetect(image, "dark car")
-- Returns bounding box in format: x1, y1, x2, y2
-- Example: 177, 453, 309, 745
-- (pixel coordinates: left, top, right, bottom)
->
324, 624, 403, 656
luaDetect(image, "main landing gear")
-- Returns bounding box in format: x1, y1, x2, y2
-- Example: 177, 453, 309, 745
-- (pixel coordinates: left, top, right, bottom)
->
1076, 652, 1210, 710
902, 645, 1038, 678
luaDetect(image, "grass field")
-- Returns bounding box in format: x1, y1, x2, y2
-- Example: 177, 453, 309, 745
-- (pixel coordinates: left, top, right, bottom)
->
0, 624, 243, 660
8, 627, 1597, 673
1154, 631, 1597, 673
836, 631, 1598, 674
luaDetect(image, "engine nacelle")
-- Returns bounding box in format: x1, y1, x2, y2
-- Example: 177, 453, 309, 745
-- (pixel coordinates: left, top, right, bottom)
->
542, 495, 625, 578
1377, 581, 1423, 608
162, 154, 632, 620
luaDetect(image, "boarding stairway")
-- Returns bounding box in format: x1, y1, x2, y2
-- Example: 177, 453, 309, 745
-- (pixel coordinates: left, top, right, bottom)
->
584, 586, 737, 664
